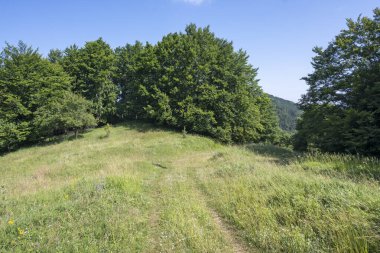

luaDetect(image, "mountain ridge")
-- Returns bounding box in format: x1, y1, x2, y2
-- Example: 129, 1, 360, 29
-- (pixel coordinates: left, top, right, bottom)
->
268, 94, 302, 132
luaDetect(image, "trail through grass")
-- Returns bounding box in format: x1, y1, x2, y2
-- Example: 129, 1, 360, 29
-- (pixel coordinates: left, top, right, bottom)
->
1, 122, 379, 252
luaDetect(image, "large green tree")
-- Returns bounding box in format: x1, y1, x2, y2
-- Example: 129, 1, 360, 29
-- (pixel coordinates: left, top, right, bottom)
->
60, 38, 118, 122
295, 9, 380, 156
116, 24, 279, 143
114, 41, 158, 120
0, 42, 72, 150
33, 91, 96, 139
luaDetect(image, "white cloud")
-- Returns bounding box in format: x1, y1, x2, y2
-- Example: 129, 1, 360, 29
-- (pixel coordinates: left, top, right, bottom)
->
177, 0, 208, 6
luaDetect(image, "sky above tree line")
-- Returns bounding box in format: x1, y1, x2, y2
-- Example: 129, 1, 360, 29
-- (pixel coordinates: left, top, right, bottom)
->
1, 0, 378, 102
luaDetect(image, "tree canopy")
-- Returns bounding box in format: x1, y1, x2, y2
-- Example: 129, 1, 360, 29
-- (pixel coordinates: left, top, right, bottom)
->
1, 24, 282, 151
295, 8, 380, 156
0, 42, 95, 151
116, 24, 279, 143
33, 91, 96, 139
58, 38, 118, 122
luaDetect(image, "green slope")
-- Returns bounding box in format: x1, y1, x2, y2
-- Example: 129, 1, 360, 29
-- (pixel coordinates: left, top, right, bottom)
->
269, 94, 302, 132
1, 122, 379, 252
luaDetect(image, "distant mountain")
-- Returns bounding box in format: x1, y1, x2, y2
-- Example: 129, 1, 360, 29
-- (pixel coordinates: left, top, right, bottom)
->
268, 95, 302, 132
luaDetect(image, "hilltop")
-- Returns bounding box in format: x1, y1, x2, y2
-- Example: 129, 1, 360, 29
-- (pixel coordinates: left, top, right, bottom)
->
1, 122, 379, 252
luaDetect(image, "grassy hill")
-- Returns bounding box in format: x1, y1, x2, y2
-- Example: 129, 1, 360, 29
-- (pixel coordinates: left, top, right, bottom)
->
269, 95, 302, 132
1, 122, 379, 252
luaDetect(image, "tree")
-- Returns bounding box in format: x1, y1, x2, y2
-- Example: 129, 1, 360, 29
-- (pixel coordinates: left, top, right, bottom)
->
114, 41, 158, 119
295, 8, 380, 156
47, 49, 63, 64
61, 38, 118, 122
33, 91, 96, 139
0, 120, 29, 151
0, 41, 72, 151
117, 24, 279, 143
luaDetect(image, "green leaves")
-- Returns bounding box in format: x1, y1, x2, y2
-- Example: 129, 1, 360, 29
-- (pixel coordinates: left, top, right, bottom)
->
116, 24, 279, 143
0, 121, 29, 151
296, 8, 380, 156
114, 42, 158, 120
33, 91, 96, 138
1, 26, 281, 151
61, 38, 117, 122
0, 42, 72, 151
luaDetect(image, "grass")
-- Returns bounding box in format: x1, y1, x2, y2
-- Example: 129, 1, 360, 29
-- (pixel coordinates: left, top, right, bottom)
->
1, 121, 379, 252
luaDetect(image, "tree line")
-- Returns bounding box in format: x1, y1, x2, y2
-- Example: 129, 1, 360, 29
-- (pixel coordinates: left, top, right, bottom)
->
0, 24, 281, 152
1, 8, 379, 157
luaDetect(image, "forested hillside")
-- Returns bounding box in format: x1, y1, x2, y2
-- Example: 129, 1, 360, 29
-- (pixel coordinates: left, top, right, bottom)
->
269, 95, 301, 132
0, 24, 281, 152
1, 8, 379, 157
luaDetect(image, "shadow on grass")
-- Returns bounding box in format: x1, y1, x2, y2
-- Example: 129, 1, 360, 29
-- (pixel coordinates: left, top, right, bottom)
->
39, 132, 86, 146
98, 135, 109, 140
49, 120, 184, 143
245, 143, 297, 164
116, 120, 178, 134
0, 121, 171, 156
0, 131, 88, 157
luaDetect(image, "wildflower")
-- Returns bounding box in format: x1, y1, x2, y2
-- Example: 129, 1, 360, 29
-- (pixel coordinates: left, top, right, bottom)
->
8, 218, 14, 225
17, 227, 25, 236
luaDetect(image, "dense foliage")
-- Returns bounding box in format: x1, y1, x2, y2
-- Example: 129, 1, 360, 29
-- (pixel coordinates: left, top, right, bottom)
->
115, 24, 279, 143
0, 42, 94, 151
269, 95, 301, 132
295, 9, 380, 156
0, 25, 281, 151
33, 91, 96, 138
57, 38, 118, 122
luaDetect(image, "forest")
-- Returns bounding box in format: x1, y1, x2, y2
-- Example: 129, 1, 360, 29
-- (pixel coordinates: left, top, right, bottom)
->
269, 95, 301, 132
1, 9, 379, 156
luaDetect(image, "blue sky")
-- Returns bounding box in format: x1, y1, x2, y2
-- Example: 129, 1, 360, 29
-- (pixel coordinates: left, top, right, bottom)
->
1, 0, 378, 102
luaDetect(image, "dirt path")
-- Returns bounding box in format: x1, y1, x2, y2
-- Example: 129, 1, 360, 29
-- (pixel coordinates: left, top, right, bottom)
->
208, 206, 249, 253
188, 169, 251, 253
145, 166, 168, 253
146, 152, 251, 253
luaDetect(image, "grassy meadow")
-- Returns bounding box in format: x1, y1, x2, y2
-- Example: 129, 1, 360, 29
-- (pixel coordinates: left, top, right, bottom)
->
0, 122, 379, 252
